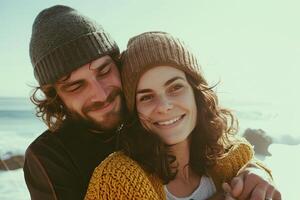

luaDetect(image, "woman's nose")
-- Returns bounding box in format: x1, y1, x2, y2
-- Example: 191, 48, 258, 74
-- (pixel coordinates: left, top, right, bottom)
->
155, 95, 173, 114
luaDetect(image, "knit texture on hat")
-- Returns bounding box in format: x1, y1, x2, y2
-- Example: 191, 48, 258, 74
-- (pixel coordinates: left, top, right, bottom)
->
30, 5, 119, 85
121, 31, 207, 113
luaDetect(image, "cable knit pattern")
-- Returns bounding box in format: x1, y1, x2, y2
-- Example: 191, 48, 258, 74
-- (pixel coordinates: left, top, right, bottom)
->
84, 152, 162, 200
207, 141, 254, 191
85, 141, 254, 200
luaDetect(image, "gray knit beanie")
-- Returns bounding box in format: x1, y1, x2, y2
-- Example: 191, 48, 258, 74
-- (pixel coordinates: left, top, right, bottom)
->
30, 5, 119, 85
121, 31, 207, 113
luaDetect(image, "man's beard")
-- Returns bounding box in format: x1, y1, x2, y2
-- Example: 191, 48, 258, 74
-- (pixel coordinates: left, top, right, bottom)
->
67, 87, 125, 132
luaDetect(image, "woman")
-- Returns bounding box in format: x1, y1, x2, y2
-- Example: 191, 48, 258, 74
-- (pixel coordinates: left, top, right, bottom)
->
85, 32, 279, 200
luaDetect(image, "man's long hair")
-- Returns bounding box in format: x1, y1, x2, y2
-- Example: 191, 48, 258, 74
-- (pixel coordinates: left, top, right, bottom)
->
30, 57, 121, 132
31, 84, 66, 132
120, 73, 238, 184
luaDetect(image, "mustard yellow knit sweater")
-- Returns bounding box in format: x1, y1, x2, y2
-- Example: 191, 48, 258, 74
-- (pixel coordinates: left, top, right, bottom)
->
85, 142, 257, 200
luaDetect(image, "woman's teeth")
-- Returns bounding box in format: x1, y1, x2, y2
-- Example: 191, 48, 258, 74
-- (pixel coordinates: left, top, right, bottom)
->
156, 115, 183, 126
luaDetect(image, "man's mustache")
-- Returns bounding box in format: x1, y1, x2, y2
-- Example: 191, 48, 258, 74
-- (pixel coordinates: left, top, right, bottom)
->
83, 87, 122, 113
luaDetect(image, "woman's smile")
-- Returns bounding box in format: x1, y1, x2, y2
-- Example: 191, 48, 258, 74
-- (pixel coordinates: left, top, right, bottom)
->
153, 114, 186, 128
136, 66, 197, 145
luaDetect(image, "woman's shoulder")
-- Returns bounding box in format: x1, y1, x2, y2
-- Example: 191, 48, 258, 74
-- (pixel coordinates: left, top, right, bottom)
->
101, 151, 133, 166
92, 151, 141, 177
85, 151, 163, 200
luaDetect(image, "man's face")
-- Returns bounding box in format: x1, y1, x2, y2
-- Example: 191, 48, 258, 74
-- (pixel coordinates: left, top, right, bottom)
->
55, 55, 123, 131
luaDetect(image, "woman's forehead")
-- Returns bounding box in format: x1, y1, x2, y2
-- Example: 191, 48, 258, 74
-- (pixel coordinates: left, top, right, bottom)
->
137, 66, 186, 89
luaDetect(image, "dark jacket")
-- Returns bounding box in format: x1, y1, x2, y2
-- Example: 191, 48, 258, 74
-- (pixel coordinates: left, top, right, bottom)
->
23, 120, 117, 200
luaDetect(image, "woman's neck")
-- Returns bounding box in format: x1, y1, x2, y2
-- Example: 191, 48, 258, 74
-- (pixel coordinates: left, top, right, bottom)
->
167, 139, 201, 197
169, 139, 197, 182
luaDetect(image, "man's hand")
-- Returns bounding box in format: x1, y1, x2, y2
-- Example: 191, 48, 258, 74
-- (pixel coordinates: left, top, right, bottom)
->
222, 164, 281, 200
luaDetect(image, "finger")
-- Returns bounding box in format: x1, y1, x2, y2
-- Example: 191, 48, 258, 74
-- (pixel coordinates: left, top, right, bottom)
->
222, 183, 238, 200
237, 173, 260, 199
249, 182, 268, 200
223, 182, 233, 199
222, 182, 232, 193
272, 189, 282, 200
230, 176, 244, 197
264, 184, 275, 200
259, 178, 281, 200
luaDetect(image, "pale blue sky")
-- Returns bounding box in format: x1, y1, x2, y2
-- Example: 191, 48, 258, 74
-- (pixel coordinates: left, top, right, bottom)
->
0, 0, 299, 106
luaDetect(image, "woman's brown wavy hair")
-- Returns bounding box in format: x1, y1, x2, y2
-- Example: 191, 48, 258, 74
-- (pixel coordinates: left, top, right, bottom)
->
30, 84, 66, 132
120, 73, 238, 184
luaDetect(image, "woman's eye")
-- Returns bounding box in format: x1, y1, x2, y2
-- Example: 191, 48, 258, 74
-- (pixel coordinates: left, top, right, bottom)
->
139, 95, 153, 102
169, 84, 184, 93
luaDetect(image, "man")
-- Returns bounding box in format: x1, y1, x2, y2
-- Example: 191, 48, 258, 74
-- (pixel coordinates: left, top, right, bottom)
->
24, 5, 123, 200
24, 5, 280, 200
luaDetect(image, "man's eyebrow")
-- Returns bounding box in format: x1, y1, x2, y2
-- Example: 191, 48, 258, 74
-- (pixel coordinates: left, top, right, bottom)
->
59, 80, 82, 90
57, 58, 114, 88
137, 76, 185, 94
90, 58, 113, 70
57, 74, 71, 84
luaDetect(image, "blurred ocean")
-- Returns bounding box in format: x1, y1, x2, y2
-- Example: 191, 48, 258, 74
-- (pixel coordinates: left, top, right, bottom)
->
0, 97, 45, 200
0, 97, 299, 199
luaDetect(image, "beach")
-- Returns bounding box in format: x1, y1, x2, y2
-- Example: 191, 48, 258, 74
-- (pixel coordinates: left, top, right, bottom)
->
0, 97, 299, 199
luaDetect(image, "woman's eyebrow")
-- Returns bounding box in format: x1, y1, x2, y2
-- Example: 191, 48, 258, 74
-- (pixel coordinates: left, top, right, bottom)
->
164, 76, 185, 86
137, 88, 152, 94
137, 76, 185, 94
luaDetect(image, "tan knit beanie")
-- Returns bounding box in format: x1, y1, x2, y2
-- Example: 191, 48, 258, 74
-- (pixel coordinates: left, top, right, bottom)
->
121, 31, 207, 113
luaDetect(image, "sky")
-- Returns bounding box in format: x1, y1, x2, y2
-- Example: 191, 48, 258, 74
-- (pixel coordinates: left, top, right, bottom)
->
0, 0, 299, 106
0, 2, 299, 198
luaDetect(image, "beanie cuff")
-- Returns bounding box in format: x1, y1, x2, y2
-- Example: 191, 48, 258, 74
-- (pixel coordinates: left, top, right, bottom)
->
34, 31, 119, 85
121, 32, 204, 112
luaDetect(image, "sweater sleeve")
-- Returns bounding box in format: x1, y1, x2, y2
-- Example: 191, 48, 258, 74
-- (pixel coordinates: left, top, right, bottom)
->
209, 140, 274, 192
84, 152, 163, 200
208, 141, 255, 191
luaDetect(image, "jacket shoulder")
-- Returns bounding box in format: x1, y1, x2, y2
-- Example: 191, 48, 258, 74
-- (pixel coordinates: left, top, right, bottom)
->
23, 128, 85, 200
23, 130, 58, 200
26, 129, 60, 151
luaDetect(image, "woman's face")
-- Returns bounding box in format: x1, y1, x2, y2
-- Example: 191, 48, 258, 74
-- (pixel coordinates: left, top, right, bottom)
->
136, 66, 197, 145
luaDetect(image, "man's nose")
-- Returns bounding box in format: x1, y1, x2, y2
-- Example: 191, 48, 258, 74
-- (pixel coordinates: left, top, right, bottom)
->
155, 95, 173, 114
89, 80, 108, 102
